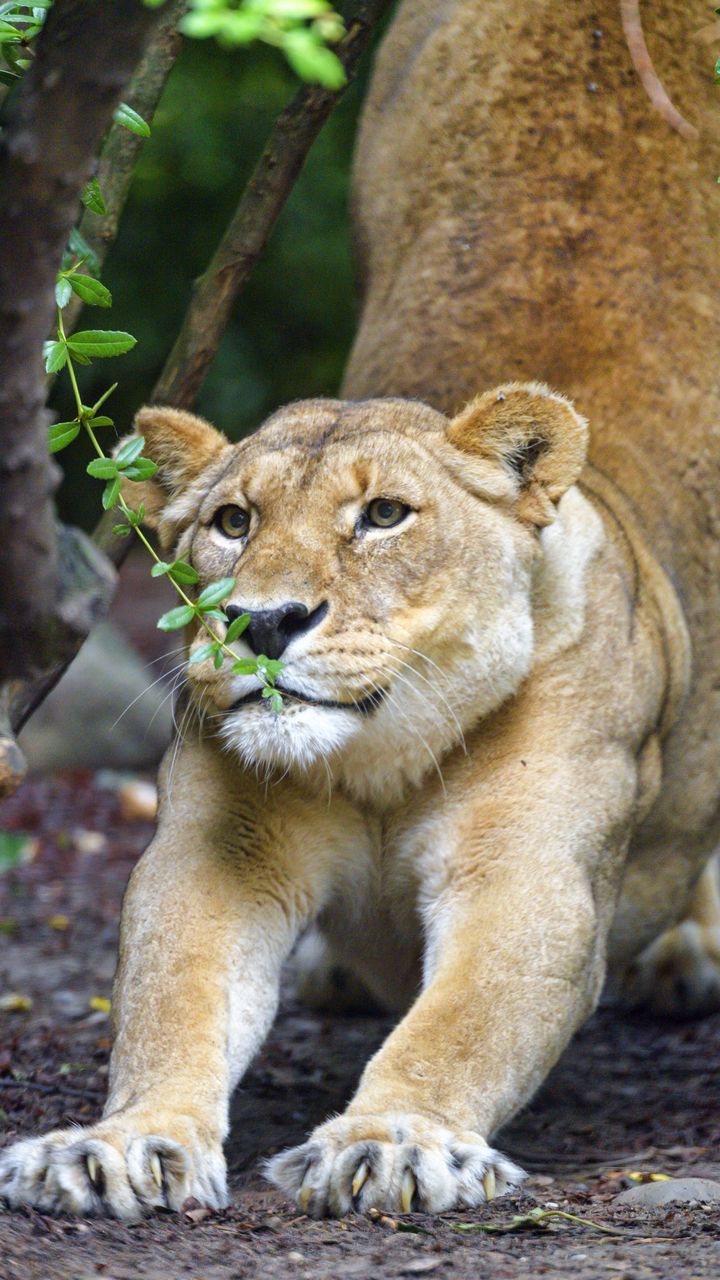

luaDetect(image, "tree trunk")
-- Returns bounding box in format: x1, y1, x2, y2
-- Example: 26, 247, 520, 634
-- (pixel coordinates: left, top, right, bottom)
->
0, 0, 159, 681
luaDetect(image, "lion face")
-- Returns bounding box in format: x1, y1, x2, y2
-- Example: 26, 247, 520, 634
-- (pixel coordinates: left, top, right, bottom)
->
126, 384, 590, 801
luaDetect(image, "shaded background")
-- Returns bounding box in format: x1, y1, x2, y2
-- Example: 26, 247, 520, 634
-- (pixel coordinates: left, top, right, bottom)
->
51, 32, 377, 528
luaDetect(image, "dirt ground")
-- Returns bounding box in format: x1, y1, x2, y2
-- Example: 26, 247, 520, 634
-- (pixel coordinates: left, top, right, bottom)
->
1, 771, 719, 1280
1, 559, 719, 1280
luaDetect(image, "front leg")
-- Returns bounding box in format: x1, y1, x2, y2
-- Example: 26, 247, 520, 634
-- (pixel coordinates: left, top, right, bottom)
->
269, 737, 637, 1216
0, 739, 357, 1219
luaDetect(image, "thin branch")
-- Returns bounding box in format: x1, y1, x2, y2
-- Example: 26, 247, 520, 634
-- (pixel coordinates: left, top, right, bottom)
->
620, 0, 698, 140
61, 0, 187, 339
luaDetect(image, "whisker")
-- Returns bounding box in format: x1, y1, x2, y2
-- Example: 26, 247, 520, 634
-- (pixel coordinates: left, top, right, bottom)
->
381, 651, 467, 752
110, 657, 190, 731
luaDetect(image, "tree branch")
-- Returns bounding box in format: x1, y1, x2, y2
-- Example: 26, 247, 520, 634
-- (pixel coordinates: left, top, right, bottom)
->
61, 0, 187, 339
0, 0, 160, 683
153, 0, 394, 410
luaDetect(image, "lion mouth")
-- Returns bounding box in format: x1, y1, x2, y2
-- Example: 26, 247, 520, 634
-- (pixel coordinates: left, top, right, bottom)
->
228, 685, 386, 716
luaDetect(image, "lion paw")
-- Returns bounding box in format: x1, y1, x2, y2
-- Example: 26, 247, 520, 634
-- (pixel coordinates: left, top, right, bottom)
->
0, 1122, 227, 1221
265, 1112, 525, 1217
622, 922, 720, 1018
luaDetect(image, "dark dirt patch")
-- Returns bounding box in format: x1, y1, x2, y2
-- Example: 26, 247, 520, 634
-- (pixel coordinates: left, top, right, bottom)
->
1, 773, 719, 1280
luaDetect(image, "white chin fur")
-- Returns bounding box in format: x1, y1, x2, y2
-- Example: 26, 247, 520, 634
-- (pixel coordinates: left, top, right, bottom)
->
218, 700, 361, 775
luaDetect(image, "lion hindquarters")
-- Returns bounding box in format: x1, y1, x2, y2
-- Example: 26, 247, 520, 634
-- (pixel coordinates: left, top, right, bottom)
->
621, 855, 720, 1018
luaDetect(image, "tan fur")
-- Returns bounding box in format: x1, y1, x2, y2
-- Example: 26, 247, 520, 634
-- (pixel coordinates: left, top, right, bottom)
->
2, 0, 719, 1221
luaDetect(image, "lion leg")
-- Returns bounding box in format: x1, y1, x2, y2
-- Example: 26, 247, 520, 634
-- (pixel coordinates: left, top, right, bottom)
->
267, 740, 633, 1216
0, 740, 348, 1220
621, 854, 720, 1017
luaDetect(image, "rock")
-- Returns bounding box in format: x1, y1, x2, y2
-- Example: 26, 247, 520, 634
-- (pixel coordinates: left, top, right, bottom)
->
19, 622, 173, 773
613, 1177, 720, 1207
118, 778, 158, 822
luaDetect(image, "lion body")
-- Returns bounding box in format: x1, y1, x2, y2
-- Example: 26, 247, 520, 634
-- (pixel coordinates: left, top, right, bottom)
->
2, 0, 720, 1221
344, 0, 720, 970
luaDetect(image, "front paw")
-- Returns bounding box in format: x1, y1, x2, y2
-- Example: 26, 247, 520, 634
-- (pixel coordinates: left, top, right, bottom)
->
265, 1112, 525, 1217
0, 1118, 227, 1221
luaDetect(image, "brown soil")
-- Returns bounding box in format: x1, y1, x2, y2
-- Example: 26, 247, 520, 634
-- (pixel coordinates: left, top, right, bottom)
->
1, 772, 719, 1280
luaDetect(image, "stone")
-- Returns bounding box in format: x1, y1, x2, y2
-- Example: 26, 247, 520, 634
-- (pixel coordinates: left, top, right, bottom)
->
613, 1177, 720, 1207
19, 622, 173, 773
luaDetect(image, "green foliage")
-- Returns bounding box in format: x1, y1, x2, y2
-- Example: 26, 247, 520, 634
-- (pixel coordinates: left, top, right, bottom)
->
113, 102, 152, 137
0, 1, 49, 81
50, 247, 285, 708
0, 832, 33, 873
180, 0, 346, 89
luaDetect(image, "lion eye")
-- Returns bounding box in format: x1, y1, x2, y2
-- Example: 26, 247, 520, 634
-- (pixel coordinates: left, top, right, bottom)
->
366, 498, 410, 528
215, 505, 249, 538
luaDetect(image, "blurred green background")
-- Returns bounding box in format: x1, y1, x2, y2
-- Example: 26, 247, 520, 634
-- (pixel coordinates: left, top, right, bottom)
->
52, 30, 379, 527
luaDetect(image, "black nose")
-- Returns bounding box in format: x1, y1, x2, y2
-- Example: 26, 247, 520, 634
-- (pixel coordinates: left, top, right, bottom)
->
226, 600, 328, 661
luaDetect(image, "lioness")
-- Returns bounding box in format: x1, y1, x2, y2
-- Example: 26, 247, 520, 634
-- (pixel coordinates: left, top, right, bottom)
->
2, 0, 719, 1220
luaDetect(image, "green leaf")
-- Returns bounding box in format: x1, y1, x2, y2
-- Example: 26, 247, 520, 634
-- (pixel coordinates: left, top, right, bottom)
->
283, 30, 346, 88
102, 476, 122, 510
112, 523, 132, 537
114, 102, 151, 137
44, 340, 67, 374
55, 276, 72, 308
127, 503, 145, 526
48, 421, 80, 453
202, 608, 229, 622
231, 658, 258, 675
157, 604, 196, 631
0, 70, 20, 87
67, 273, 112, 307
168, 560, 199, 585
226, 612, 250, 643
87, 457, 118, 479
0, 832, 32, 872
270, 0, 331, 15
188, 642, 218, 665
256, 655, 285, 681
213, 649, 224, 670
81, 177, 107, 216
197, 577, 236, 610
150, 561, 171, 577
68, 227, 100, 276
122, 458, 158, 481
0, 20, 22, 42
68, 330, 136, 358
115, 434, 145, 466
270, 693, 283, 714
87, 415, 114, 428
179, 9, 229, 37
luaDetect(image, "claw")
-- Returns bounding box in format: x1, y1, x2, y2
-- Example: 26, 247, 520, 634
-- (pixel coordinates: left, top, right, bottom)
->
352, 1160, 370, 1200
86, 1154, 101, 1189
298, 1182, 312, 1214
150, 1153, 163, 1190
401, 1169, 416, 1213
483, 1166, 496, 1202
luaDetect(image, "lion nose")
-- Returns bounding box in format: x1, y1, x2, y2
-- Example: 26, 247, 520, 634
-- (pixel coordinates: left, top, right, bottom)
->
226, 601, 328, 661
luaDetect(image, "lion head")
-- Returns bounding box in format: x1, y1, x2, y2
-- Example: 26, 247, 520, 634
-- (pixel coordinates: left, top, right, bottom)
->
124, 383, 598, 803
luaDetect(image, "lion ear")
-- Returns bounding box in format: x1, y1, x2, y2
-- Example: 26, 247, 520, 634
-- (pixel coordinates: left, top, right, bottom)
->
117, 406, 229, 530
447, 382, 589, 527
